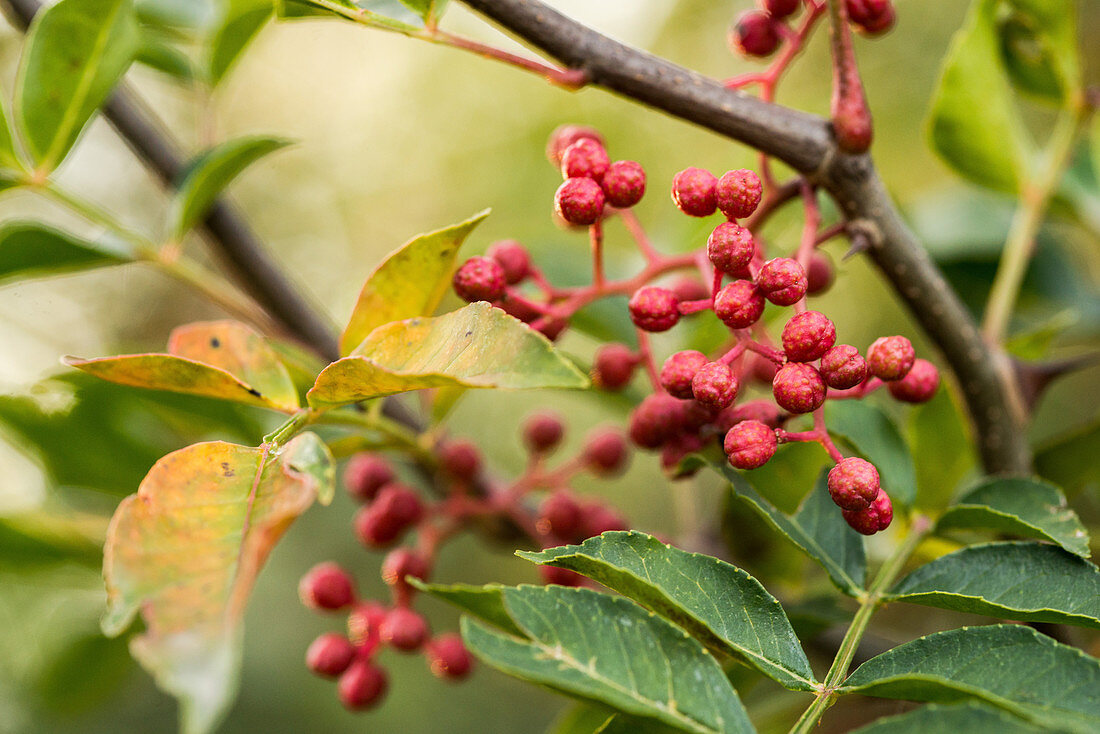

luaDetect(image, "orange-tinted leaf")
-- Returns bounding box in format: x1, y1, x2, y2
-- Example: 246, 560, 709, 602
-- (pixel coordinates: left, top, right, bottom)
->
102, 432, 333, 734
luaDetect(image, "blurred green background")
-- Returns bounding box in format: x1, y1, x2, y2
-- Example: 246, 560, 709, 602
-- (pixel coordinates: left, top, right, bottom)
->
1, 1, 1099, 732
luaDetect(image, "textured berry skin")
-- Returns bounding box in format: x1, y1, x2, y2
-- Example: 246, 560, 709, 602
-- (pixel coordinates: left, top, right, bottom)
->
628, 393, 683, 449
560, 138, 610, 182
555, 177, 605, 226
347, 601, 388, 646
714, 280, 766, 329
338, 660, 389, 711
843, 490, 893, 534
670, 276, 709, 303
671, 167, 718, 217
306, 633, 356, 678
581, 502, 628, 537
764, 0, 801, 19
867, 335, 915, 381
715, 169, 763, 219
847, 0, 895, 34
299, 562, 355, 611
717, 398, 784, 432
707, 222, 756, 275
756, 258, 809, 306
380, 547, 429, 589
439, 440, 481, 481
485, 240, 531, 285
772, 363, 827, 414
692, 362, 740, 410
344, 453, 394, 503
602, 160, 646, 208
782, 311, 837, 362
827, 457, 880, 511
887, 358, 940, 403
592, 343, 636, 390
546, 124, 603, 166
453, 256, 506, 303
426, 633, 474, 680
806, 253, 834, 295
819, 344, 868, 389
523, 412, 565, 454
354, 484, 424, 548
583, 429, 630, 476
537, 490, 583, 540
731, 11, 780, 57
380, 607, 429, 652
628, 286, 680, 332
660, 350, 708, 399
724, 420, 779, 469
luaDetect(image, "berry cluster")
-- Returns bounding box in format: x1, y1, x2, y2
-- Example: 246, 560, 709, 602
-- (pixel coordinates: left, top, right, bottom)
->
731, 0, 895, 59
300, 416, 632, 709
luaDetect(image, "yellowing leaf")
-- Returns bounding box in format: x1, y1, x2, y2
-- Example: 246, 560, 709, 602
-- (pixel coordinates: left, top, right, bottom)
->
338, 209, 489, 355
310, 302, 588, 409
102, 433, 333, 734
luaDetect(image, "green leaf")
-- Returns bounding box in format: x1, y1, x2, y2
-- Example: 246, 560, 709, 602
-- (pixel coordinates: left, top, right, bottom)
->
339, 210, 488, 355
136, 0, 219, 30
0, 221, 131, 285
208, 0, 274, 86
843, 625, 1100, 734
276, 0, 423, 32
0, 96, 21, 170
927, 0, 1029, 194
168, 136, 290, 241
411, 580, 525, 637
850, 702, 1052, 734
397, 0, 448, 23
701, 458, 865, 596
309, 302, 589, 409
518, 531, 817, 691
102, 433, 333, 734
1035, 421, 1100, 498
65, 320, 301, 412
890, 541, 1100, 629
136, 32, 195, 81
999, 0, 1080, 102
1004, 309, 1078, 360
461, 584, 754, 734
0, 515, 102, 571
16, 0, 141, 172
908, 387, 976, 511
936, 477, 1089, 558
826, 401, 917, 507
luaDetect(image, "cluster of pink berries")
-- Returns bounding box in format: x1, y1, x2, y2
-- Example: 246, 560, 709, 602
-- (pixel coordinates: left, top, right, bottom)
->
732, 0, 894, 58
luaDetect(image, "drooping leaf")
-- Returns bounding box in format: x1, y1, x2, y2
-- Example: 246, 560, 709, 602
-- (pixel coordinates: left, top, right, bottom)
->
168, 136, 290, 241
16, 0, 141, 172
907, 387, 976, 511
518, 531, 817, 691
411, 580, 524, 636
890, 541, 1100, 629
1035, 421, 1100, 498
208, 0, 274, 86
338, 210, 488, 355
461, 584, 754, 734
309, 302, 589, 409
0, 221, 132, 285
65, 320, 300, 412
850, 702, 1051, 734
102, 433, 333, 734
927, 0, 1029, 193
843, 625, 1100, 733
936, 477, 1089, 558
826, 400, 917, 507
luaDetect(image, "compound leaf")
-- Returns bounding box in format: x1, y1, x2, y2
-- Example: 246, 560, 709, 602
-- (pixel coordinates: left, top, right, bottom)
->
0, 221, 131, 285
850, 702, 1052, 734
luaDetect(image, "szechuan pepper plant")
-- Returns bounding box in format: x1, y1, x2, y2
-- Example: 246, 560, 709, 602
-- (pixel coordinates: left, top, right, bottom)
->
0, 0, 1098, 733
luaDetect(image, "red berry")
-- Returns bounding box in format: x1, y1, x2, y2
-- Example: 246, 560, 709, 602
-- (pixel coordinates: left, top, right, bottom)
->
847, 0, 895, 35
827, 457, 880, 511
660, 350, 709, 399
806, 253, 834, 295
306, 633, 356, 678
453, 256, 506, 303
842, 489, 893, 535
628, 393, 684, 449
661, 433, 706, 476
628, 286, 681, 332
546, 124, 604, 166
299, 562, 355, 611
344, 453, 394, 503
583, 429, 630, 476
380, 547, 430, 589
714, 280, 766, 329
670, 276, 710, 302
536, 316, 569, 342
439, 440, 481, 481
692, 362, 740, 410
354, 484, 424, 548
819, 344, 868, 389
537, 490, 584, 540
867, 335, 915, 381
555, 177, 605, 226
715, 169, 763, 220
347, 601, 388, 646
756, 258, 808, 306
602, 160, 646, 208
523, 412, 565, 454
671, 167, 718, 217
764, 0, 801, 19
485, 240, 531, 285
707, 222, 756, 275
592, 343, 637, 390
581, 502, 628, 537
887, 358, 939, 403
426, 633, 474, 680
717, 398, 784, 432
781, 310, 837, 362
338, 660, 388, 711
724, 420, 778, 469
539, 564, 586, 587
560, 138, 610, 182
380, 606, 429, 651
731, 11, 780, 57
772, 363, 827, 414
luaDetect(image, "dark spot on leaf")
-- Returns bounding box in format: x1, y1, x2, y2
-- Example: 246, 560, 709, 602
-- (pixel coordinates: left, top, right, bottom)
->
246, 387, 262, 397
465, 331, 472, 337
211, 338, 221, 348
221, 462, 234, 478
